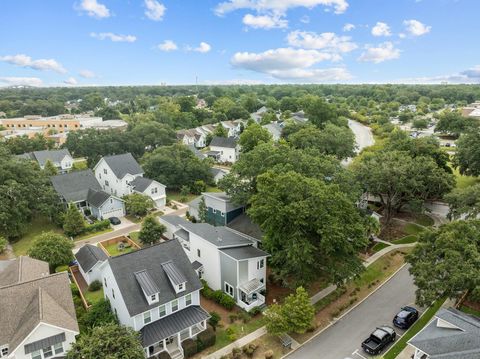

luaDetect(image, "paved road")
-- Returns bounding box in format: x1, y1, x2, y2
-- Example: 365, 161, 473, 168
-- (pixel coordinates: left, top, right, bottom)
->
349, 119, 375, 154
287, 265, 418, 359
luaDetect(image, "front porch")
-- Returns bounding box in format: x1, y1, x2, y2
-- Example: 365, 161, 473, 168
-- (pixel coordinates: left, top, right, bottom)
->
237, 278, 266, 312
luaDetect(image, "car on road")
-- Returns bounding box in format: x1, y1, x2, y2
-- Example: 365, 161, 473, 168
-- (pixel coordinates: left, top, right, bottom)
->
361, 326, 396, 355
108, 216, 121, 225
393, 306, 419, 329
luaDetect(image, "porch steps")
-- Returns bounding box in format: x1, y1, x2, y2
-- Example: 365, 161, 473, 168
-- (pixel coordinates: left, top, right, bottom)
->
169, 348, 183, 359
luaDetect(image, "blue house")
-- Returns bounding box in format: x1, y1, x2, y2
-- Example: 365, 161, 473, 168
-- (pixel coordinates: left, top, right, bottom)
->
189, 192, 244, 226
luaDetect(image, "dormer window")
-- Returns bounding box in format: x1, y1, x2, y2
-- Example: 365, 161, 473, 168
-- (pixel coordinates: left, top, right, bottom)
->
150, 294, 157, 302
103, 169, 107, 174
178, 282, 185, 292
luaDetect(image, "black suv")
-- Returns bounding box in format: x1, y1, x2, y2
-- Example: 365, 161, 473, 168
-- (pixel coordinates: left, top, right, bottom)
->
393, 306, 419, 329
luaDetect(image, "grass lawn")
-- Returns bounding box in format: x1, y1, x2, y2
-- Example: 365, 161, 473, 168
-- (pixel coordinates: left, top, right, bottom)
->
460, 304, 480, 318
11, 216, 63, 256
84, 288, 104, 305
74, 228, 113, 241
413, 214, 434, 227
383, 298, 445, 359
103, 242, 136, 256
129, 231, 141, 246
372, 242, 390, 252
403, 223, 425, 235
167, 190, 199, 203
392, 235, 418, 245
453, 166, 480, 189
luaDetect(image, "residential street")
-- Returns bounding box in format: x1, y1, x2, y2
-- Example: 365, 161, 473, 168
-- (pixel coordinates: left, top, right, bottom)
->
286, 265, 418, 359
349, 119, 375, 154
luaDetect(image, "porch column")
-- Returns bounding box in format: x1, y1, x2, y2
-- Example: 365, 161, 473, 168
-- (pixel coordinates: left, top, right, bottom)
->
189, 326, 192, 338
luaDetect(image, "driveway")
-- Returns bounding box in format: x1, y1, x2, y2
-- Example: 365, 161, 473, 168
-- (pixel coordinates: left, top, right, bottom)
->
344, 120, 375, 165
286, 265, 419, 359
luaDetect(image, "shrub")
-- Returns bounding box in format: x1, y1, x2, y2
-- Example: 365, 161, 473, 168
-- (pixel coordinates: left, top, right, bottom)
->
225, 327, 235, 335
249, 306, 262, 316
182, 338, 197, 358
229, 313, 238, 323
242, 343, 258, 357
197, 327, 216, 351
157, 352, 171, 359
209, 311, 220, 330
238, 310, 251, 323
228, 333, 237, 342
55, 265, 69, 273
71, 283, 80, 296
0, 236, 7, 254
264, 349, 274, 359
84, 219, 111, 234
218, 293, 236, 310
88, 280, 102, 292
232, 347, 242, 359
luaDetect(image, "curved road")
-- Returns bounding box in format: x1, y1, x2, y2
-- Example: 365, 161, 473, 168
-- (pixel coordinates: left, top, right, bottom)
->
286, 265, 418, 359
343, 120, 375, 165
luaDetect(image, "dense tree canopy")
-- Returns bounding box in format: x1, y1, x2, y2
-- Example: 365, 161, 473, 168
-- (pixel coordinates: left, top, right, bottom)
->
445, 184, 480, 220
454, 130, 480, 176
124, 193, 155, 217
4, 133, 54, 155
139, 215, 166, 245
435, 110, 476, 137
238, 123, 272, 153
28, 232, 74, 271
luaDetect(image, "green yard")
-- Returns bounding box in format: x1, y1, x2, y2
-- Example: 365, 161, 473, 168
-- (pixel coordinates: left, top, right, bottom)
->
11, 216, 63, 255
167, 186, 222, 203
372, 242, 390, 252
129, 231, 140, 245
74, 228, 113, 241
403, 223, 425, 235
102, 242, 136, 256
84, 287, 104, 305
392, 235, 418, 245
460, 304, 480, 318
453, 166, 480, 189
413, 214, 434, 227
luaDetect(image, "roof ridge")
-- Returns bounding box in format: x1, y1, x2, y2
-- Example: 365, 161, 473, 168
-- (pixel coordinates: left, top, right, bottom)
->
0, 271, 67, 290
38, 287, 44, 320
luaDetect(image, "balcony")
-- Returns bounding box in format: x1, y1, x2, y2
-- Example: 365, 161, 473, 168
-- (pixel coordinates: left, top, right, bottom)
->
239, 292, 265, 312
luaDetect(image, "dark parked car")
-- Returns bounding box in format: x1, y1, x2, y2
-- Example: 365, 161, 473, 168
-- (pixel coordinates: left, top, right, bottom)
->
362, 326, 396, 355
108, 217, 121, 225
393, 306, 419, 329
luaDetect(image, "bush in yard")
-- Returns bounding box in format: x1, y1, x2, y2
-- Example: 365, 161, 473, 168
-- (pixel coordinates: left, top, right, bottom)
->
84, 219, 111, 234
232, 347, 242, 359
243, 343, 258, 357
197, 327, 216, 351
124, 193, 155, 217
218, 292, 236, 310
157, 352, 171, 359
63, 202, 86, 237
139, 214, 166, 245
229, 313, 238, 323
182, 338, 197, 357
79, 298, 117, 332
88, 280, 102, 292
191, 180, 207, 195
208, 311, 220, 330
0, 236, 7, 254
238, 310, 251, 323
249, 306, 262, 316
264, 349, 274, 359
28, 231, 74, 271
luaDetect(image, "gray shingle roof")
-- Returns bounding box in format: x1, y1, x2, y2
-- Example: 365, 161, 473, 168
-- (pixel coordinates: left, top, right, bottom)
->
107, 239, 202, 316
86, 188, 112, 208
0, 256, 50, 287
102, 153, 143, 178
140, 306, 210, 347
75, 244, 108, 272
51, 169, 102, 203
161, 261, 187, 286
211, 167, 228, 177
32, 149, 71, 167
159, 215, 191, 227
0, 273, 79, 353
409, 308, 480, 358
220, 246, 268, 260
130, 176, 154, 193
134, 270, 160, 297
180, 222, 254, 248
227, 213, 263, 241
210, 136, 237, 148
191, 261, 203, 271
204, 192, 244, 212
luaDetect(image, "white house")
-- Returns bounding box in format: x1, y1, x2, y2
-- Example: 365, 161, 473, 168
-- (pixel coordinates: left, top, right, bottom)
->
221, 121, 242, 138
208, 137, 240, 164
210, 168, 229, 184
160, 216, 268, 311
0, 257, 79, 359
262, 122, 283, 141
101, 240, 210, 358
75, 244, 109, 285
17, 149, 73, 174
93, 153, 166, 209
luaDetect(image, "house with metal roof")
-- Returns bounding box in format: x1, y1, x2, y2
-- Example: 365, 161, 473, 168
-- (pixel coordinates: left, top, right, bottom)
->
408, 307, 480, 359
101, 239, 209, 359
17, 149, 73, 173
51, 169, 125, 220
93, 153, 167, 209
208, 137, 240, 163
0, 257, 79, 359
74, 244, 108, 285
189, 192, 244, 226
162, 215, 268, 311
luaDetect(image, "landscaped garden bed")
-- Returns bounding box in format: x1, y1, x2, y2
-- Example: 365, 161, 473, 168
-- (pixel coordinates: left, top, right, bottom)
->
99, 235, 141, 256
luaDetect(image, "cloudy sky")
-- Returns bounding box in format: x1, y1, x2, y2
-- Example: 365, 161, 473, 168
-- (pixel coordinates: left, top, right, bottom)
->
0, 0, 479, 87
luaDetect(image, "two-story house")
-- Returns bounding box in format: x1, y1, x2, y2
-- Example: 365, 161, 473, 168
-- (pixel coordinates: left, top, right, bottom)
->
93, 153, 167, 209
101, 240, 210, 359
17, 149, 74, 174
158, 216, 268, 312
188, 192, 244, 226
208, 137, 240, 164
51, 169, 126, 220
0, 257, 79, 359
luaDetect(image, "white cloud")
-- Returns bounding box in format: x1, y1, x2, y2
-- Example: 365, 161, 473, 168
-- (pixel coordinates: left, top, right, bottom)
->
287, 30, 357, 53
242, 13, 288, 29
371, 22, 391, 37
403, 19, 431, 36
193, 42, 212, 53
401, 65, 480, 84
90, 32, 137, 42
77, 0, 110, 18
358, 42, 400, 63
231, 47, 350, 82
158, 40, 178, 52
0, 77, 43, 87
144, 0, 166, 21
64, 77, 78, 85
0, 54, 67, 73
300, 15, 310, 24
79, 69, 96, 78
215, 0, 349, 16
343, 23, 355, 32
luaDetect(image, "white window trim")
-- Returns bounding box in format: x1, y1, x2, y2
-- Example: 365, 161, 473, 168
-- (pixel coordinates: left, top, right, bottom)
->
224, 282, 234, 297
143, 311, 151, 324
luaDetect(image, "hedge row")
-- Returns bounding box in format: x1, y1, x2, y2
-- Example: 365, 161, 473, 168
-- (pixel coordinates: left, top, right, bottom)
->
182, 327, 216, 357
201, 280, 236, 310
83, 219, 111, 234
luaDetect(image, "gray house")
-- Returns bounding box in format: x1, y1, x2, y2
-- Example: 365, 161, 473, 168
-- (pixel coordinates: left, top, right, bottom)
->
51, 169, 125, 220
408, 307, 480, 358
17, 149, 74, 173
189, 192, 244, 226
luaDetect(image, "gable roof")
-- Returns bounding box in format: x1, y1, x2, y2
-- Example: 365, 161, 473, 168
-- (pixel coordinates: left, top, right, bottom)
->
101, 153, 143, 178
0, 256, 50, 287
0, 272, 79, 352
32, 149, 71, 167
159, 215, 191, 227
134, 270, 160, 297
51, 169, 102, 203
211, 167, 228, 178
180, 222, 254, 248
130, 176, 154, 193
161, 261, 187, 286
107, 239, 202, 316
409, 308, 480, 358
75, 244, 108, 272
210, 136, 237, 149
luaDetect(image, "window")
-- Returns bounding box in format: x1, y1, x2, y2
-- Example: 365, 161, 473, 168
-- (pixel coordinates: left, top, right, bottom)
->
53, 343, 63, 355
159, 305, 166, 317
257, 259, 264, 269
186, 294, 192, 306
104, 277, 107, 287
105, 180, 109, 186
197, 249, 201, 258
43, 346, 53, 358
260, 278, 264, 284
112, 289, 115, 299
172, 300, 178, 312
110, 198, 113, 204
178, 283, 184, 291
150, 294, 157, 301
143, 311, 151, 324
151, 187, 158, 194
31, 350, 42, 359
0, 346, 8, 357
104, 169, 107, 174
224, 282, 234, 297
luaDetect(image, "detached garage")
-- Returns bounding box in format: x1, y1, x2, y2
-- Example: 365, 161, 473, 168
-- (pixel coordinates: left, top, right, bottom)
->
75, 244, 108, 285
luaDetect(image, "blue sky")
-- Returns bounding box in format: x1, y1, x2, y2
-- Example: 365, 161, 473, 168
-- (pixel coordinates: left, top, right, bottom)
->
0, 0, 479, 86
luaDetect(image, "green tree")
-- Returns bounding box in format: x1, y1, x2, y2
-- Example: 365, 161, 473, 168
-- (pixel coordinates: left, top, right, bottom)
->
28, 232, 74, 271
248, 170, 368, 286
0, 236, 7, 254
412, 118, 429, 129
304, 97, 337, 128
238, 123, 272, 153
454, 130, 480, 176
435, 110, 475, 137
212, 124, 228, 138
198, 196, 207, 222
407, 220, 480, 306
63, 203, 86, 237
130, 121, 176, 150
123, 193, 155, 217
79, 299, 117, 333
43, 160, 58, 176
66, 323, 144, 359
139, 215, 166, 245
445, 184, 480, 220
265, 303, 288, 335
212, 97, 235, 115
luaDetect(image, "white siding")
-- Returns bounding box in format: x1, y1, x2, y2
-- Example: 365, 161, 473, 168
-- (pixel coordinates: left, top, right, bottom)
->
185, 233, 222, 290
94, 158, 141, 197
139, 182, 166, 210
102, 264, 133, 328
247, 257, 267, 284
209, 145, 238, 163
